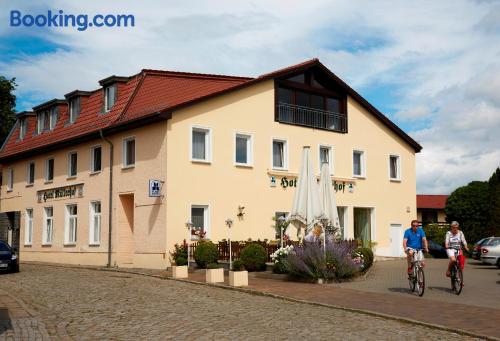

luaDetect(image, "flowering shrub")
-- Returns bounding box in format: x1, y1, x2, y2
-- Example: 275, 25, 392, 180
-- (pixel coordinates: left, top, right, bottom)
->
353, 247, 374, 271
170, 240, 188, 266
352, 250, 365, 270
270, 245, 294, 274
283, 241, 360, 281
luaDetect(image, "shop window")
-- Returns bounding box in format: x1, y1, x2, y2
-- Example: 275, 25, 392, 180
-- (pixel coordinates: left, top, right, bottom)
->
65, 204, 78, 244
27, 161, 35, 185
191, 205, 209, 240
91, 146, 102, 173
272, 139, 288, 170
45, 158, 54, 182
122, 138, 135, 167
389, 155, 401, 181
235, 133, 252, 166
25, 208, 33, 246
43, 207, 53, 245
89, 201, 101, 245
191, 127, 211, 163
68, 152, 78, 178
353, 150, 366, 177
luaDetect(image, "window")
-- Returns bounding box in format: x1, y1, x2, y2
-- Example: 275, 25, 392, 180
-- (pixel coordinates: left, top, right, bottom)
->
68, 152, 78, 178
91, 146, 102, 173
353, 150, 366, 177
45, 158, 54, 182
65, 204, 78, 244
43, 207, 53, 245
122, 138, 135, 167
36, 113, 45, 134
272, 139, 288, 170
25, 209, 33, 245
235, 133, 252, 166
19, 118, 28, 140
274, 211, 289, 239
6, 168, 13, 191
69, 97, 81, 123
49, 109, 57, 130
191, 127, 211, 162
337, 207, 347, 239
104, 85, 116, 112
389, 155, 401, 181
190, 205, 209, 240
89, 201, 101, 245
319, 145, 333, 174
27, 162, 35, 185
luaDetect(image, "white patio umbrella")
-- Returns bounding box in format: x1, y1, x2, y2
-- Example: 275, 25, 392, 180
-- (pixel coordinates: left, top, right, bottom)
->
288, 146, 325, 241
319, 162, 341, 244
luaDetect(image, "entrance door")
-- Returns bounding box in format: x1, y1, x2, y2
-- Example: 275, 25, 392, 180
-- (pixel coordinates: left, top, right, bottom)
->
116, 194, 135, 266
390, 224, 404, 257
0, 212, 20, 250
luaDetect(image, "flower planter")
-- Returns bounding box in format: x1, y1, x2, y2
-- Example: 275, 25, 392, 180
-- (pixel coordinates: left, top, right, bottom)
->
172, 265, 188, 279
229, 270, 248, 287
206, 268, 224, 283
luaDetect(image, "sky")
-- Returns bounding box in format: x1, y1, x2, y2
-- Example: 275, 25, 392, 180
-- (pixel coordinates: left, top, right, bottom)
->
0, 0, 499, 194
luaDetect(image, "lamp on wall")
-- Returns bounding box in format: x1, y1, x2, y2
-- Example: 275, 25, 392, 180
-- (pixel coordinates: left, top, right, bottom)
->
185, 220, 193, 268
225, 218, 234, 269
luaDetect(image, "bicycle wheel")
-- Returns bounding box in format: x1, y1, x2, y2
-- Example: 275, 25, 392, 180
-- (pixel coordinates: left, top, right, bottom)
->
408, 267, 416, 292
454, 266, 463, 295
417, 267, 425, 296
450, 266, 456, 292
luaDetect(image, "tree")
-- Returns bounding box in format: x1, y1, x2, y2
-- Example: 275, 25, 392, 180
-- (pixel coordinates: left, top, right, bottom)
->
487, 168, 500, 237
0, 76, 17, 146
445, 181, 490, 244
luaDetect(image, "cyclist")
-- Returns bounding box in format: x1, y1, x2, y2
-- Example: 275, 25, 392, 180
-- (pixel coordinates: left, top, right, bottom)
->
445, 221, 469, 277
403, 220, 429, 274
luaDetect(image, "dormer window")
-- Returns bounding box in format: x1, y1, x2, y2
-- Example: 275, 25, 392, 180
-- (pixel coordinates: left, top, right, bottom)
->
69, 97, 81, 123
37, 111, 47, 134
19, 118, 28, 140
104, 85, 116, 112
49, 108, 57, 130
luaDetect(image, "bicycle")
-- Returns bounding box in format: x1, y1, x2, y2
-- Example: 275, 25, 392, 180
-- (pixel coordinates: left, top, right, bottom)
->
448, 247, 464, 295
408, 248, 425, 297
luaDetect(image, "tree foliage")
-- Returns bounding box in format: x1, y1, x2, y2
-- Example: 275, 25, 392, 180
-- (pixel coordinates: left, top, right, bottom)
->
487, 168, 500, 237
0, 76, 17, 146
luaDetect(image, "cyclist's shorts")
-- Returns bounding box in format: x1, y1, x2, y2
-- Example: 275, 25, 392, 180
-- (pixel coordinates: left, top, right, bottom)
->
406, 248, 424, 261
446, 249, 458, 258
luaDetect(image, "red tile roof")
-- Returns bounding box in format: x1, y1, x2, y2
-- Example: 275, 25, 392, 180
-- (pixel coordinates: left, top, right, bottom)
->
0, 59, 422, 161
417, 195, 449, 209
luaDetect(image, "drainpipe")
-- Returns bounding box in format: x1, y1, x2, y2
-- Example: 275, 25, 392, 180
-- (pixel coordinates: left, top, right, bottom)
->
100, 130, 114, 268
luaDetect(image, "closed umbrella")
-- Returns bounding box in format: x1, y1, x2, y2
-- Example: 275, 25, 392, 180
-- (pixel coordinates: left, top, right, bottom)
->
288, 146, 324, 241
319, 162, 340, 241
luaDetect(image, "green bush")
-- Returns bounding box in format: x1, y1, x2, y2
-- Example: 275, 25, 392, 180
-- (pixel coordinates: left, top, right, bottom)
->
272, 261, 288, 274
170, 241, 188, 266
354, 247, 374, 270
232, 259, 245, 271
175, 256, 188, 266
206, 263, 221, 269
424, 224, 448, 246
194, 241, 219, 268
240, 243, 267, 272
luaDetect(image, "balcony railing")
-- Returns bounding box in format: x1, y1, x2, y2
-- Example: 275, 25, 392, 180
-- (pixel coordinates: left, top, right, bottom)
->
277, 102, 347, 133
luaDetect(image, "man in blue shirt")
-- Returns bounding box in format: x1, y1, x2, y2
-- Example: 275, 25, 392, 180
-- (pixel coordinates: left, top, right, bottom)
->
403, 220, 429, 274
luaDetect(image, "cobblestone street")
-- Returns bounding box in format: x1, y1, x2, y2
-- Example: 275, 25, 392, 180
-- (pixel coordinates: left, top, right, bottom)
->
0, 264, 484, 340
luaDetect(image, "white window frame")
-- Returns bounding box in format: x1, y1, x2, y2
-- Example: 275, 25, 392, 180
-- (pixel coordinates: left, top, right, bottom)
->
337, 206, 348, 239
352, 149, 366, 178
190, 204, 210, 240
190, 126, 212, 163
36, 113, 44, 134
64, 204, 78, 245
49, 109, 57, 130
122, 137, 136, 168
318, 144, 334, 175
19, 118, 27, 140
104, 85, 116, 112
45, 157, 54, 183
271, 138, 288, 170
89, 201, 102, 245
234, 132, 253, 167
26, 161, 35, 186
69, 97, 80, 124
90, 145, 102, 174
67, 151, 78, 178
389, 154, 401, 181
43, 206, 53, 245
24, 208, 33, 246
6, 167, 13, 191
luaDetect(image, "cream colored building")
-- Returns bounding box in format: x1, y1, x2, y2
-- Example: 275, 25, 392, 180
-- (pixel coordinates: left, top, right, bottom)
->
0, 59, 422, 268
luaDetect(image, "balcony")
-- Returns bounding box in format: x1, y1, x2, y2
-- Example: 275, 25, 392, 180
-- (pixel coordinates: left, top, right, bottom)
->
277, 102, 347, 133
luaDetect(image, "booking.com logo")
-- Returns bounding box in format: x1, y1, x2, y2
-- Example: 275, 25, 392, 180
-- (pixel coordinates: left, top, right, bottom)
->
10, 10, 135, 31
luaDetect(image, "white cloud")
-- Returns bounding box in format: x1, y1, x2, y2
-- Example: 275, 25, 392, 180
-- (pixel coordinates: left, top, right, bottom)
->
0, 0, 499, 193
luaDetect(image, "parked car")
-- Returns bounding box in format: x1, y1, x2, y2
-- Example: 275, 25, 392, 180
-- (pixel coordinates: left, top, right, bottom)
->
481, 237, 500, 268
0, 241, 19, 273
427, 239, 447, 258
472, 237, 494, 260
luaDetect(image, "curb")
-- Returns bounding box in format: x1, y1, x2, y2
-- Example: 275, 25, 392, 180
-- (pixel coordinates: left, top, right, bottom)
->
22, 262, 498, 341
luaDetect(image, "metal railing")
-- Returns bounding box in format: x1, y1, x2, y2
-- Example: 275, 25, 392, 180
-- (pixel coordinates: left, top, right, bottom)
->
277, 102, 347, 132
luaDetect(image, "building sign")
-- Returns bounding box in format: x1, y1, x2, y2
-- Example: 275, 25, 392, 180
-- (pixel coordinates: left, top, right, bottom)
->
270, 176, 355, 193
37, 184, 84, 203
149, 179, 162, 197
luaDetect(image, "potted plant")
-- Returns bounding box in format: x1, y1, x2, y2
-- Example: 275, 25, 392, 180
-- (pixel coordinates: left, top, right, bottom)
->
205, 263, 224, 283
229, 260, 248, 287
170, 241, 189, 279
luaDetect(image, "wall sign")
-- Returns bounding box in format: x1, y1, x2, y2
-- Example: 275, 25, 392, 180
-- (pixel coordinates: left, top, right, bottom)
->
270, 175, 355, 193
37, 184, 84, 203
149, 179, 162, 197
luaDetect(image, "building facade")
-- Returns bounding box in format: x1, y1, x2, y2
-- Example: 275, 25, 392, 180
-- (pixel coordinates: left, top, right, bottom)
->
417, 194, 448, 226
0, 59, 422, 268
